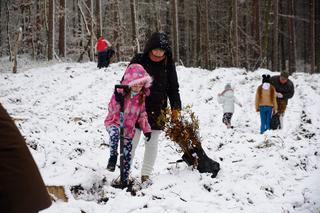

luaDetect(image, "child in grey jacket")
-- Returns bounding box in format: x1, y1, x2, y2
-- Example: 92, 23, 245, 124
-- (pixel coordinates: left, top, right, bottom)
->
218, 83, 242, 128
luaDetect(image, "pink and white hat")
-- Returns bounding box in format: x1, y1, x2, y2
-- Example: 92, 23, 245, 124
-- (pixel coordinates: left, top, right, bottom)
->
122, 64, 152, 88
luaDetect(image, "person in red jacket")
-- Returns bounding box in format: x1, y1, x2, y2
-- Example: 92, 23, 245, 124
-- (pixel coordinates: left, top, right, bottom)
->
95, 35, 115, 69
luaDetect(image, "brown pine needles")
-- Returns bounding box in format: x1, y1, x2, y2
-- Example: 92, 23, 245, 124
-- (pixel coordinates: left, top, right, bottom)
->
158, 105, 202, 161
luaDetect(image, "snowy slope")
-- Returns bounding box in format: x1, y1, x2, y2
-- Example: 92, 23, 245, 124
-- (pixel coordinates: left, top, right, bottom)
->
0, 62, 319, 213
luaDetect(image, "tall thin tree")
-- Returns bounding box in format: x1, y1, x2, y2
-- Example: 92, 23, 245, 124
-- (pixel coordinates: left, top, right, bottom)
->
200, 0, 209, 68
251, 0, 261, 68
172, 0, 179, 62
130, 0, 138, 53
309, 0, 315, 74
96, 0, 102, 37
287, 0, 296, 74
89, 0, 94, 61
272, 0, 279, 71
195, 2, 201, 66
316, 0, 320, 73
59, 0, 66, 57
231, 0, 239, 67
48, 0, 54, 60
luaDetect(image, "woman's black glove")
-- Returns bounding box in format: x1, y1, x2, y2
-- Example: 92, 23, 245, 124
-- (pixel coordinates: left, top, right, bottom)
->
114, 90, 124, 105
144, 132, 152, 142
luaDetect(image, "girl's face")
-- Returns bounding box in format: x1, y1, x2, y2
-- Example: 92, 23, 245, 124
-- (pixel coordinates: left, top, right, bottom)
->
131, 84, 143, 93
151, 49, 165, 57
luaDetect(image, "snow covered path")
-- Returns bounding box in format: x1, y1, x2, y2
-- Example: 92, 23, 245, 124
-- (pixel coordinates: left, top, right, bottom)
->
0, 62, 319, 213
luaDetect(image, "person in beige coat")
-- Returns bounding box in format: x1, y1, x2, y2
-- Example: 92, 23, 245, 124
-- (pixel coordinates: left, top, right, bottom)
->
255, 75, 278, 134
0, 104, 52, 213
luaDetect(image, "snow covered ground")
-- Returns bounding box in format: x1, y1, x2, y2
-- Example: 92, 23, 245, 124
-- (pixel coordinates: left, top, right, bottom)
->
0, 61, 319, 213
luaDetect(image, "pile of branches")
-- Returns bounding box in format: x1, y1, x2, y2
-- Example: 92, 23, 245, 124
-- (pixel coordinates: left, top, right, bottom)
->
158, 106, 220, 178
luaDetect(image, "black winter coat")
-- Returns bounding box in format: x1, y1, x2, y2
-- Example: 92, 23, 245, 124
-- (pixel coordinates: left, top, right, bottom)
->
0, 104, 52, 213
270, 75, 294, 104
128, 32, 181, 130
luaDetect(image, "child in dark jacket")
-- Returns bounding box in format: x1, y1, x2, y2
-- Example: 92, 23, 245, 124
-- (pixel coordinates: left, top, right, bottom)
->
104, 63, 152, 186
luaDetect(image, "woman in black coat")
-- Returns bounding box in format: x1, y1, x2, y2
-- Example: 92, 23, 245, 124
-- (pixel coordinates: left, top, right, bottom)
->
127, 32, 182, 182
0, 104, 52, 213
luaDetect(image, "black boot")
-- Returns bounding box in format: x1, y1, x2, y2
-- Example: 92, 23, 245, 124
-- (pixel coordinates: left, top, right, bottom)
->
181, 147, 220, 178
107, 155, 117, 172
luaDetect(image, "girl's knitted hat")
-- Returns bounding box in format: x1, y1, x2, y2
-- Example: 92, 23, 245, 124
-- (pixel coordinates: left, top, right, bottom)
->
262, 74, 270, 83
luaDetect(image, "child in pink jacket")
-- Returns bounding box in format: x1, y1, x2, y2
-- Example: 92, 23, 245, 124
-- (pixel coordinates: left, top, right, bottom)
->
104, 63, 152, 186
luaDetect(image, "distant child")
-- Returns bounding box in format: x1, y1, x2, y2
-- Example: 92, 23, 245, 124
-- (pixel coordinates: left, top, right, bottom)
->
255, 74, 278, 134
218, 83, 242, 128
104, 63, 152, 186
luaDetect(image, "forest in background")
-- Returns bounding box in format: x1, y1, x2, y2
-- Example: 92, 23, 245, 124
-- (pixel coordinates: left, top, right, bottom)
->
0, 0, 319, 74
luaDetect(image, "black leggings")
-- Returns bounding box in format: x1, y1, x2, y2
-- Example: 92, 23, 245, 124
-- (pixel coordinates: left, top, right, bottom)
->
222, 112, 233, 126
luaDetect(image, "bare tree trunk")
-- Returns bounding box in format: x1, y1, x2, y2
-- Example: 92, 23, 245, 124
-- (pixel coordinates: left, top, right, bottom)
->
59, 0, 66, 57
189, 1, 196, 66
213, 0, 219, 68
251, 0, 261, 69
272, 0, 279, 71
0, 1, 3, 57
196, 2, 201, 66
96, 0, 102, 37
200, 0, 209, 68
172, 0, 179, 62
130, 0, 138, 53
232, 0, 239, 67
113, 0, 120, 61
0, 1, 2, 57
72, 0, 77, 37
88, 0, 94, 61
309, 0, 315, 74
287, 0, 296, 74
316, 0, 320, 73
12, 28, 22, 73
183, 0, 190, 66
244, 2, 250, 69
279, 1, 286, 71
48, 0, 54, 60
6, 2, 12, 61
262, 0, 271, 68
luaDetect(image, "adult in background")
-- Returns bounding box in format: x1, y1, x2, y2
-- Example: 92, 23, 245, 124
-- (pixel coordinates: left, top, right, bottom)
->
0, 104, 52, 213
95, 35, 115, 69
270, 70, 295, 129
126, 32, 182, 183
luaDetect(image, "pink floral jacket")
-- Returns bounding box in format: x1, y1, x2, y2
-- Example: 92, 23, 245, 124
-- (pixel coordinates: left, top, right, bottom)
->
104, 93, 151, 139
